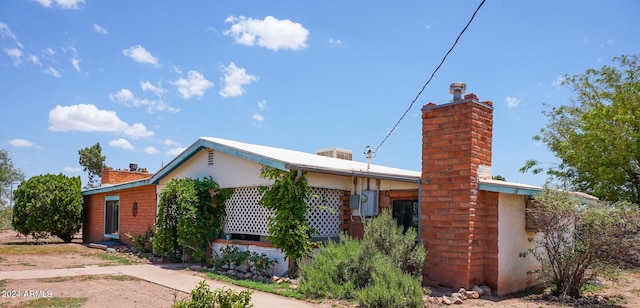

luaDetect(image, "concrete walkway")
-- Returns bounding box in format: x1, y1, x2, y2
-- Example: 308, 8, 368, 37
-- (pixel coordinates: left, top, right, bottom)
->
0, 264, 328, 307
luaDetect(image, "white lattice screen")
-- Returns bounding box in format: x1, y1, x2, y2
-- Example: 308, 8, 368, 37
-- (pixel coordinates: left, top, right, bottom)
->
223, 186, 341, 238
224, 187, 271, 235
307, 187, 341, 237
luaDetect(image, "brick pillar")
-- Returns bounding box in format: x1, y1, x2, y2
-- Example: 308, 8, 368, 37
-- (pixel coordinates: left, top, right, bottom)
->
420, 88, 493, 289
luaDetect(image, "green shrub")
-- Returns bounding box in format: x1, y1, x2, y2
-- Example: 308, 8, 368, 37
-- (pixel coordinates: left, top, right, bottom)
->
125, 227, 155, 253
362, 209, 425, 279
173, 280, 253, 308
219, 244, 249, 270
299, 209, 427, 306
298, 234, 368, 299
247, 251, 278, 276
357, 257, 424, 308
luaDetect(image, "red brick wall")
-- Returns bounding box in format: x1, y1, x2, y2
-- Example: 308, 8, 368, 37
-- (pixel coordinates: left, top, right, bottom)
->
83, 185, 157, 244
101, 168, 152, 185
420, 93, 494, 289
477, 190, 499, 291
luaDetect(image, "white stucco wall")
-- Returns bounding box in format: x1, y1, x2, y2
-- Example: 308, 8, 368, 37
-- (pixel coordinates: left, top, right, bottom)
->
497, 193, 540, 295
211, 242, 288, 276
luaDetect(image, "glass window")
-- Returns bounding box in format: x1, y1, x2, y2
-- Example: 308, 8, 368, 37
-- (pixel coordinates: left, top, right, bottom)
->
105, 197, 120, 239
392, 200, 419, 233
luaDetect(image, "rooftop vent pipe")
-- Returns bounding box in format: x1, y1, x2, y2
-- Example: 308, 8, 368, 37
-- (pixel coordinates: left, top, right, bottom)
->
449, 82, 466, 102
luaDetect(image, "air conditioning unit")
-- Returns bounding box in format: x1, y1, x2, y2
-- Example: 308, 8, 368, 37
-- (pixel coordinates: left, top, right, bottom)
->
316, 147, 353, 160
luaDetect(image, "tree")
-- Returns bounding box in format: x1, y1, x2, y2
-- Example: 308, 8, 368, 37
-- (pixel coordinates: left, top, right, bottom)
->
258, 166, 314, 277
523, 189, 640, 298
78, 142, 106, 188
12, 173, 82, 242
0, 149, 25, 207
522, 54, 640, 203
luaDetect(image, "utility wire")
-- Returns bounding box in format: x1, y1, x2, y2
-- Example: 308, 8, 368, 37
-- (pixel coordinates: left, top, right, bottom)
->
373, 0, 486, 154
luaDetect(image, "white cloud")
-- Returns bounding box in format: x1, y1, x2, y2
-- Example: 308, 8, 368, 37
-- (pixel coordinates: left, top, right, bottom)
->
141, 81, 166, 95
162, 139, 180, 147
71, 57, 81, 72
109, 88, 178, 113
27, 54, 41, 66
505, 96, 520, 109
551, 75, 565, 88
224, 15, 309, 51
109, 88, 136, 103
252, 113, 264, 122
63, 166, 82, 173
109, 138, 134, 150
93, 24, 108, 34
0, 22, 18, 41
174, 70, 214, 99
144, 146, 158, 154
43, 66, 61, 78
257, 100, 266, 111
4, 48, 22, 65
219, 62, 258, 98
166, 147, 186, 156
48, 104, 154, 139
122, 45, 159, 67
34, 0, 85, 9
9, 139, 35, 147
328, 38, 341, 45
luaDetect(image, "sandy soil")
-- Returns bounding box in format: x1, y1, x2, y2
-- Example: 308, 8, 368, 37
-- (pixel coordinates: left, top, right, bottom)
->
0, 230, 189, 307
2, 229, 640, 307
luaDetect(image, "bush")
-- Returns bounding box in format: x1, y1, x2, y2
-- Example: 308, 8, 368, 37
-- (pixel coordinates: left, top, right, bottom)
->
173, 280, 253, 308
219, 244, 249, 270
299, 209, 427, 306
125, 227, 155, 253
247, 251, 278, 276
357, 257, 424, 308
362, 209, 425, 279
12, 174, 82, 242
298, 234, 367, 299
153, 177, 232, 262
524, 189, 640, 298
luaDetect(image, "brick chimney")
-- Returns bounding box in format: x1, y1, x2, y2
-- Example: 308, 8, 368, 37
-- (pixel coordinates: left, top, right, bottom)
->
101, 167, 152, 185
420, 83, 494, 289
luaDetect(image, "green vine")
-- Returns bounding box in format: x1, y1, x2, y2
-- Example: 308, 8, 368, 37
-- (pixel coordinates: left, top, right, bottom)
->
153, 177, 232, 262
258, 166, 314, 277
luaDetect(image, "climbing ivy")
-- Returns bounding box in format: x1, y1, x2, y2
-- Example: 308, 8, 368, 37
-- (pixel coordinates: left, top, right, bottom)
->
258, 166, 314, 277
153, 177, 232, 262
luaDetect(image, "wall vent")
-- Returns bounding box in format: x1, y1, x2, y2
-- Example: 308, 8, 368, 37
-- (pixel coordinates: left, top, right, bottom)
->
316, 147, 353, 160
207, 150, 214, 166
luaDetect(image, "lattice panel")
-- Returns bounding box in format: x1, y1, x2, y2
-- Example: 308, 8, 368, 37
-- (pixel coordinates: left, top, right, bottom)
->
307, 187, 341, 237
224, 187, 271, 236
223, 186, 341, 238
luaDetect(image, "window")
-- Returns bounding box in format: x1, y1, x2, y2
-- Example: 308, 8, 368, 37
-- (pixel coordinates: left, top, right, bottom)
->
525, 196, 541, 232
392, 200, 419, 233
105, 196, 120, 239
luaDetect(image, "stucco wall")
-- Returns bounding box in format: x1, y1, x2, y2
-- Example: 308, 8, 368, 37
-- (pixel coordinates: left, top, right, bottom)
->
497, 193, 539, 295
211, 241, 288, 276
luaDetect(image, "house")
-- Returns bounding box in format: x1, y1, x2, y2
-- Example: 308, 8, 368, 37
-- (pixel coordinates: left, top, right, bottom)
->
81, 83, 596, 296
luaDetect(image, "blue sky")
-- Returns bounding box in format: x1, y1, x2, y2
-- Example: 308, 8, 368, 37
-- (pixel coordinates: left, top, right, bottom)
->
1, 0, 638, 187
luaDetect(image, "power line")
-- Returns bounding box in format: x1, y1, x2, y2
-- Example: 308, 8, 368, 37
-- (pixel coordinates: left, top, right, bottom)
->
373, 0, 486, 154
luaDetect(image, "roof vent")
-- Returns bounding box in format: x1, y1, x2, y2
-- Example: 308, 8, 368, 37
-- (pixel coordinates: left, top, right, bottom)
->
317, 148, 353, 160
449, 82, 466, 102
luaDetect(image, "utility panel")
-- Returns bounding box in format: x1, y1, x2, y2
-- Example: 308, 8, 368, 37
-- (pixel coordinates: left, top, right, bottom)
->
360, 190, 379, 216
349, 191, 379, 216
